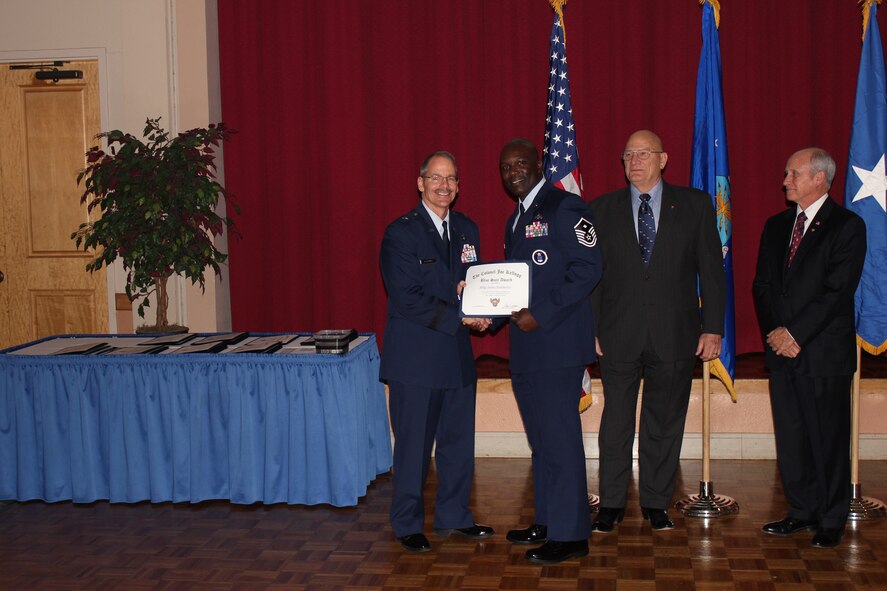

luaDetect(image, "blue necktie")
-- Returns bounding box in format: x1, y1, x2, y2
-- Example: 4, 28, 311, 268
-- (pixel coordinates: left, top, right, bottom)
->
638, 193, 656, 268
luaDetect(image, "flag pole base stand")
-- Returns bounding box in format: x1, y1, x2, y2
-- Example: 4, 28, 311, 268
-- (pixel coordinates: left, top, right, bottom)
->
848, 483, 886, 521
675, 481, 739, 518
587, 493, 600, 513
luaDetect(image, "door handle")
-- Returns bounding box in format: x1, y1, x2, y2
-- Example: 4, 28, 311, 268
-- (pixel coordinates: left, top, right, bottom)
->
0, 270, 4, 283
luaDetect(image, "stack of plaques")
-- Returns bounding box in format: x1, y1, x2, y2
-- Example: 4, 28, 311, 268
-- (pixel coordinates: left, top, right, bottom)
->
313, 329, 358, 354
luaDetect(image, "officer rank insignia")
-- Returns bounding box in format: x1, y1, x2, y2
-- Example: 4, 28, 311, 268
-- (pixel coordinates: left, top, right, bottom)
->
461, 243, 477, 263
525, 221, 549, 238
574, 217, 597, 247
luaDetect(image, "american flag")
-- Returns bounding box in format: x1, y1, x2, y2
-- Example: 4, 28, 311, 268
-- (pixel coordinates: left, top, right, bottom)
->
542, 2, 591, 413
543, 8, 582, 197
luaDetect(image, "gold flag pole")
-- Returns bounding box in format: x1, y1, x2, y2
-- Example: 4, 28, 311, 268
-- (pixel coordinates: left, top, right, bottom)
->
676, 360, 739, 517
848, 344, 886, 520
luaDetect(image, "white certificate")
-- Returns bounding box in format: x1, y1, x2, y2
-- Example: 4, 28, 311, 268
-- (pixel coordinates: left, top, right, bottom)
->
461, 261, 531, 317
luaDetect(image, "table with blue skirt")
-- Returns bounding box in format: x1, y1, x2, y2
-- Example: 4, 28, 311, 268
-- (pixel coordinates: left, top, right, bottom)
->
0, 333, 392, 507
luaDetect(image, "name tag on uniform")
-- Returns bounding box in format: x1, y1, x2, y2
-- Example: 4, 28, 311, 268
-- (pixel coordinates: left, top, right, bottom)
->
419, 258, 437, 264
525, 221, 549, 238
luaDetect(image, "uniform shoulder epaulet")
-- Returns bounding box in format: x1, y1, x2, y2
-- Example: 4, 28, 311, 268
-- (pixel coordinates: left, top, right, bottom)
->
396, 211, 420, 223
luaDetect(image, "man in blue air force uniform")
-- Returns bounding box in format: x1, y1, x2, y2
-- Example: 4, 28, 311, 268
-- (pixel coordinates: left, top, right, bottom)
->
379, 151, 493, 553
495, 138, 602, 565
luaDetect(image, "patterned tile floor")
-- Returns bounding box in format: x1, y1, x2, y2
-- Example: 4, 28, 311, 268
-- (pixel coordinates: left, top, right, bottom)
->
1, 459, 886, 590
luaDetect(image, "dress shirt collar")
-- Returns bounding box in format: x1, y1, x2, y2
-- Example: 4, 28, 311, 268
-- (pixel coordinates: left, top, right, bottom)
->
630, 179, 664, 206
518, 178, 546, 213
630, 179, 664, 229
421, 200, 450, 238
796, 193, 829, 234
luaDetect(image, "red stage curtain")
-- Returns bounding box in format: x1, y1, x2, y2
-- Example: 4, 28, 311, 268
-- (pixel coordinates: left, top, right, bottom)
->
217, 0, 882, 359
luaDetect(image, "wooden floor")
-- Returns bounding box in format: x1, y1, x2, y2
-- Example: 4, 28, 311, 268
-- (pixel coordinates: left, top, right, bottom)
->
2, 459, 887, 590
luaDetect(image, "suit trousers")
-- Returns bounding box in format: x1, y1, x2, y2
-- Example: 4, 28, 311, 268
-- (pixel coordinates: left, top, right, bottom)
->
387, 380, 476, 537
769, 369, 851, 529
511, 366, 591, 541
598, 343, 695, 509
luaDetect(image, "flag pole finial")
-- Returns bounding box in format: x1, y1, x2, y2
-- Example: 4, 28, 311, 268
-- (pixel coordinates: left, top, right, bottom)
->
699, 0, 721, 29
549, 0, 567, 42
862, 0, 883, 41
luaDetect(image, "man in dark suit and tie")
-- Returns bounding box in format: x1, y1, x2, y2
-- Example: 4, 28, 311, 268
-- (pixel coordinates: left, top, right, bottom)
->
497, 138, 602, 564
753, 147, 866, 548
589, 129, 725, 532
379, 151, 493, 552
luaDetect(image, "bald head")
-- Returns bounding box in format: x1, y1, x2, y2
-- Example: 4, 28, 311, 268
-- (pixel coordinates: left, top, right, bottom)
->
626, 130, 664, 152
623, 129, 668, 192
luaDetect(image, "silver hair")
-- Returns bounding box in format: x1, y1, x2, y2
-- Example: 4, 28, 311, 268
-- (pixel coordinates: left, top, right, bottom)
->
419, 151, 458, 177
808, 148, 836, 186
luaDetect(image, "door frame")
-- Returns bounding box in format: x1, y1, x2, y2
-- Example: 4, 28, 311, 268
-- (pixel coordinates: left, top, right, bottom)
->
0, 48, 116, 333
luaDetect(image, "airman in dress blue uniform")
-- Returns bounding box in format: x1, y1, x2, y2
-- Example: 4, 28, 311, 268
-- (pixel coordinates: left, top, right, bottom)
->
379, 151, 493, 553
495, 139, 602, 564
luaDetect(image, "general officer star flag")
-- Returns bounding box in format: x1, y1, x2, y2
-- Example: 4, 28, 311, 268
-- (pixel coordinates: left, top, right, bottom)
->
845, 0, 887, 355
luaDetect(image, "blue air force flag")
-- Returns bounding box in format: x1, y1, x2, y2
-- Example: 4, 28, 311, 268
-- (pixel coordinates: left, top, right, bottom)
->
690, 0, 737, 401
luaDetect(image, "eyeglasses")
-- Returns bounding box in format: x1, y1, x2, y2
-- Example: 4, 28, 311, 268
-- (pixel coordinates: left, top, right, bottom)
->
621, 150, 663, 161
424, 174, 459, 185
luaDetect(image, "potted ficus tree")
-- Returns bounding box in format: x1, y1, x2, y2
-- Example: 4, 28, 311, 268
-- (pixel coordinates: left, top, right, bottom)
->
72, 117, 238, 332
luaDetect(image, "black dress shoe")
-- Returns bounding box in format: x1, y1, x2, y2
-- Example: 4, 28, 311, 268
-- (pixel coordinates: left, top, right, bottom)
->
592, 507, 625, 533
761, 517, 817, 536
506, 523, 548, 544
432, 523, 495, 539
397, 533, 431, 552
811, 528, 844, 548
526, 539, 589, 565
641, 508, 675, 530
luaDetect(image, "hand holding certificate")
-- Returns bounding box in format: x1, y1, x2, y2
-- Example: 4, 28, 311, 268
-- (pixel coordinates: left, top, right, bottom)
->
461, 261, 531, 317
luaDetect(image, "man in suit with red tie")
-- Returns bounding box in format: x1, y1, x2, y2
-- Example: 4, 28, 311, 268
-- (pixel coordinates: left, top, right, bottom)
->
379, 151, 493, 552
753, 147, 866, 548
589, 130, 725, 533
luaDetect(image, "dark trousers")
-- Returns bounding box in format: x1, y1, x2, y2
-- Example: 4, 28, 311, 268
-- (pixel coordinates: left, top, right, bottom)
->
511, 366, 591, 541
597, 345, 695, 509
769, 369, 851, 529
388, 380, 476, 537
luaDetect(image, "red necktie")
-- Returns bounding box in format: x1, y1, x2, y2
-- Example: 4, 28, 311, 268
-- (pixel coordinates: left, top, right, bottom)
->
787, 211, 807, 268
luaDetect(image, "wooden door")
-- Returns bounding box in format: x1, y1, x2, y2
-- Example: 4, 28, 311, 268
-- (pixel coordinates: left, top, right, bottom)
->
0, 60, 108, 350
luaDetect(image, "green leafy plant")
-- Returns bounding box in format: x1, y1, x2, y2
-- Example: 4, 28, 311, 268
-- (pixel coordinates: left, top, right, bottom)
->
72, 117, 238, 329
